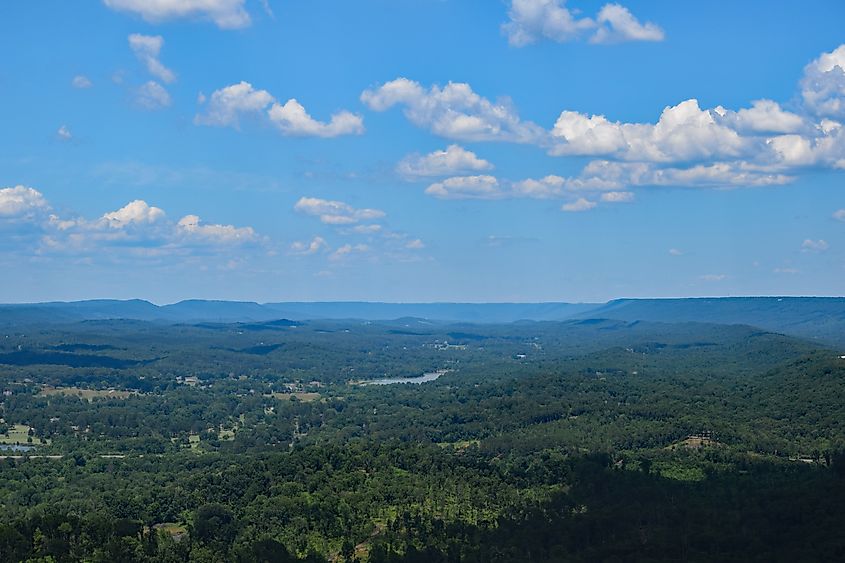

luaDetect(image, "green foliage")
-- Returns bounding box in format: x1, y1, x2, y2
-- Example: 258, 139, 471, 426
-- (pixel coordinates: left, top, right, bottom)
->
0, 317, 843, 561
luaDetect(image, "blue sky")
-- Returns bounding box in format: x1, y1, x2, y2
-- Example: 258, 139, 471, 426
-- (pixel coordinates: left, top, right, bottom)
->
2, 0, 844, 303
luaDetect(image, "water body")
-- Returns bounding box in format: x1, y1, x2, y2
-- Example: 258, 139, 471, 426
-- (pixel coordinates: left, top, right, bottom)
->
363, 369, 450, 385
0, 444, 34, 452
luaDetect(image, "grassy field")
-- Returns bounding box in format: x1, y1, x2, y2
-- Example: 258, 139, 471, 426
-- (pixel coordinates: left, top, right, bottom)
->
0, 424, 48, 445
39, 386, 134, 400
152, 523, 187, 538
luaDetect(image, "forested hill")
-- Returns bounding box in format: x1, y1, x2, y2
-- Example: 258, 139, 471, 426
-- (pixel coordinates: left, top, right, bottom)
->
579, 297, 845, 347
1, 297, 845, 346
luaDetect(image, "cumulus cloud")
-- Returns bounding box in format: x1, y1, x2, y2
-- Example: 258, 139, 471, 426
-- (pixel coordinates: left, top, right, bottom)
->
592, 3, 665, 44
267, 99, 364, 137
510, 175, 566, 199
2, 186, 259, 258
574, 160, 792, 189
700, 274, 727, 282
330, 243, 369, 261
425, 175, 503, 200
362, 48, 845, 212
502, 0, 595, 46
177, 214, 257, 244
135, 81, 171, 109
396, 145, 493, 178
196, 81, 363, 137
502, 1, 663, 47
546, 102, 845, 189
422, 171, 611, 206
57, 125, 73, 141
72, 75, 92, 89
291, 199, 423, 263
103, 0, 250, 29
561, 197, 597, 212
0, 186, 50, 218
361, 78, 544, 143
731, 99, 805, 134
834, 209, 845, 221
378, 46, 845, 197
668, 248, 684, 256
801, 239, 829, 253
419, 158, 791, 213
600, 190, 634, 202
101, 200, 166, 228
290, 236, 328, 255
550, 99, 747, 162
194, 82, 274, 127
294, 197, 385, 224
128, 34, 175, 83
349, 224, 382, 234
801, 44, 845, 119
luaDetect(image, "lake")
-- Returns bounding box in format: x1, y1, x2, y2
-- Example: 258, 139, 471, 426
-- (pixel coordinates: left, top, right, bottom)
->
363, 369, 450, 385
0, 444, 35, 452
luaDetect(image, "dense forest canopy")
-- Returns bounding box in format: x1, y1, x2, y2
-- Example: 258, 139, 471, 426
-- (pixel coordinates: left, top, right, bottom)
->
1, 315, 844, 561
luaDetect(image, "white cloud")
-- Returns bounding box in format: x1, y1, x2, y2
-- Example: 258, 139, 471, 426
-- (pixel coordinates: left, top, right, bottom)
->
195, 82, 274, 127
2, 187, 261, 260
103, 0, 250, 29
502, 1, 663, 47
349, 224, 382, 234
544, 54, 845, 182
502, 0, 595, 46
600, 190, 634, 202
405, 238, 425, 249
700, 274, 727, 282
360, 46, 845, 199
361, 78, 545, 143
510, 175, 566, 199
396, 145, 493, 178
801, 239, 829, 253
135, 81, 171, 109
592, 3, 664, 44
834, 209, 845, 221
419, 157, 794, 211
511, 160, 790, 197
101, 200, 165, 228
290, 236, 328, 255
57, 125, 73, 141
576, 160, 792, 189
561, 197, 597, 212
72, 75, 92, 89
196, 82, 363, 137
668, 248, 683, 256
0, 186, 50, 218
267, 99, 364, 137
801, 44, 845, 119
330, 243, 369, 261
128, 34, 175, 83
550, 99, 746, 162
177, 214, 257, 244
294, 197, 386, 224
774, 267, 800, 274
732, 100, 805, 134
424, 175, 503, 200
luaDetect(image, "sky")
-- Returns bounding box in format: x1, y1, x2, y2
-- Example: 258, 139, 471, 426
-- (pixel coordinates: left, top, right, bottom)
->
1, 0, 845, 304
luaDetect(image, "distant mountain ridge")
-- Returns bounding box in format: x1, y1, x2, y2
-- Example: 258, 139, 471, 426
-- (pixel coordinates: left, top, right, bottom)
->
1, 297, 844, 346
577, 297, 845, 346
0, 300, 599, 324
